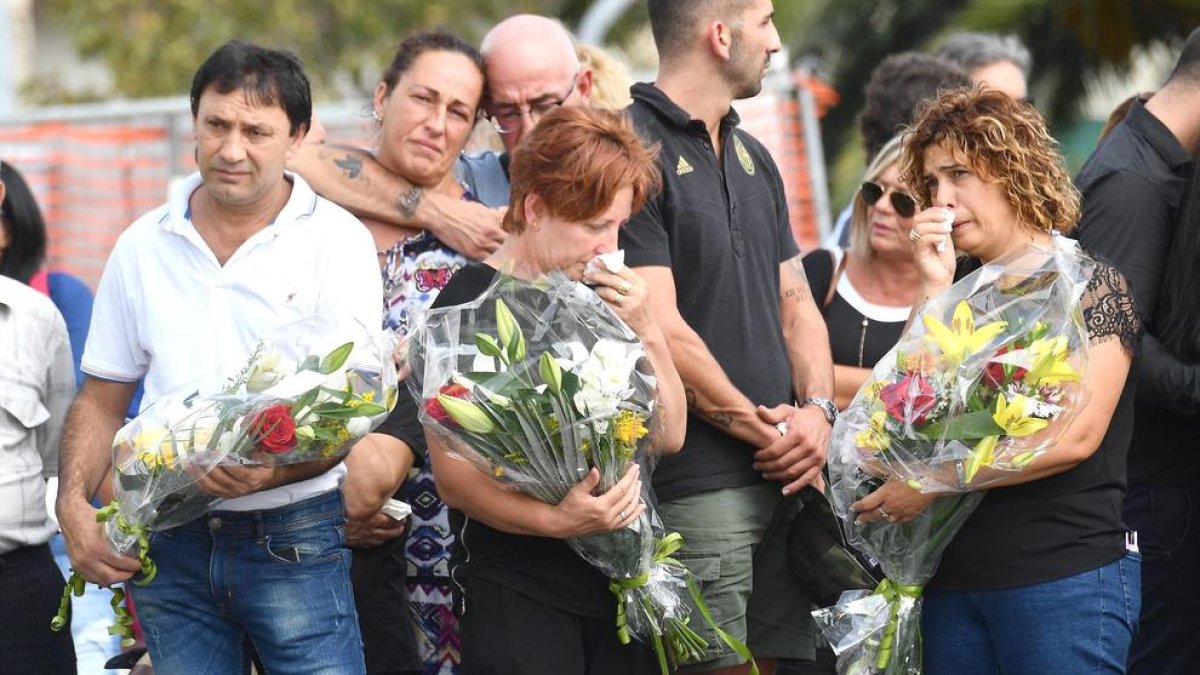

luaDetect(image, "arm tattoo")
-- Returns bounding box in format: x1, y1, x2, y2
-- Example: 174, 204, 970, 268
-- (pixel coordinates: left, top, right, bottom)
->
685, 387, 733, 428
781, 257, 813, 303
334, 155, 363, 179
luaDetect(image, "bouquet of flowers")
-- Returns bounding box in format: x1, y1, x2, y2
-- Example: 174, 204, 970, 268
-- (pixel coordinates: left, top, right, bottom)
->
52, 314, 398, 642
812, 239, 1097, 674
409, 271, 753, 675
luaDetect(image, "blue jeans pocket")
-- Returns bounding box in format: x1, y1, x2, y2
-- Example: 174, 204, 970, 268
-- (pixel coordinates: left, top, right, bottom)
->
261, 523, 346, 565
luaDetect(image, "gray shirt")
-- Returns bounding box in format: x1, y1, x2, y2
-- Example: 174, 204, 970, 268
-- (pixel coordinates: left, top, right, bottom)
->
0, 275, 75, 553
455, 150, 510, 208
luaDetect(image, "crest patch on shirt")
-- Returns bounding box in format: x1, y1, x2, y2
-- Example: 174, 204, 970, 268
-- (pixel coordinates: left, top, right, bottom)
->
734, 136, 755, 176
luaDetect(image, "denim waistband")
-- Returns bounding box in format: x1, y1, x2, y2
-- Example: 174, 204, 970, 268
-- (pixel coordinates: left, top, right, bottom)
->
176, 490, 344, 538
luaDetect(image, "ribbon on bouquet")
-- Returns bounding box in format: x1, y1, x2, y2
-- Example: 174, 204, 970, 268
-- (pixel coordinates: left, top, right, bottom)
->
872, 578, 924, 670
609, 532, 759, 675
51, 501, 156, 644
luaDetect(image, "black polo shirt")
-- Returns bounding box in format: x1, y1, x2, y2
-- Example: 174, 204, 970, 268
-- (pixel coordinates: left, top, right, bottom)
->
620, 82, 799, 502
1075, 100, 1197, 483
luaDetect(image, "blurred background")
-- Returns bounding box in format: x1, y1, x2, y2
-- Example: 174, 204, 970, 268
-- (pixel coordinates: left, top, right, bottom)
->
1, 0, 1197, 286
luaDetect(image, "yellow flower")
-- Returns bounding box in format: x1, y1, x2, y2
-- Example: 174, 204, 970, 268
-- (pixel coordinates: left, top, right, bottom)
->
1025, 336, 1079, 386
922, 301, 1008, 365
613, 410, 649, 446
855, 410, 890, 452
993, 394, 1049, 437
963, 435, 999, 483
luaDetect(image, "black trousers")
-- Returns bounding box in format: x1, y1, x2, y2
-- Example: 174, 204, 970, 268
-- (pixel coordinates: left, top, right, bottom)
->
350, 534, 422, 675
0, 543, 77, 675
458, 576, 658, 675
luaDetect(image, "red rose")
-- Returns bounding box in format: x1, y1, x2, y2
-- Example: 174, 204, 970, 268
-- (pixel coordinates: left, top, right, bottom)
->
983, 347, 1027, 389
426, 383, 470, 426
879, 374, 938, 426
248, 404, 297, 454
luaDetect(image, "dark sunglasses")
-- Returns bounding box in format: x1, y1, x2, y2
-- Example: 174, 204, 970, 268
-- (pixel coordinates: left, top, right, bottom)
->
860, 181, 917, 218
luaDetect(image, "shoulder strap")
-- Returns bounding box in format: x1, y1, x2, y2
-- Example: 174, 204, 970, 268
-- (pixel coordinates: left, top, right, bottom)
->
823, 250, 848, 309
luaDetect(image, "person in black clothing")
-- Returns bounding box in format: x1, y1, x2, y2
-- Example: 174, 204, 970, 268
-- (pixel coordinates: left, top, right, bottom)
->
804, 135, 918, 410
424, 107, 686, 675
855, 88, 1142, 673
1074, 27, 1200, 675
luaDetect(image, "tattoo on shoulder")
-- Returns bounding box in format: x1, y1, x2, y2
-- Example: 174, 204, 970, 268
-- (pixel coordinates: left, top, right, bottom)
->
335, 155, 363, 179
684, 387, 734, 428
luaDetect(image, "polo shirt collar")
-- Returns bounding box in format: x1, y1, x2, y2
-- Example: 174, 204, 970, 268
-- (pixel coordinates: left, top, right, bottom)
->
630, 82, 741, 132
160, 171, 318, 234
1126, 100, 1192, 171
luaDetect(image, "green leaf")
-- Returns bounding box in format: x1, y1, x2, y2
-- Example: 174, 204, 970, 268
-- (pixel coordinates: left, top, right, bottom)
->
320, 342, 354, 374
353, 402, 388, 416
933, 410, 1004, 440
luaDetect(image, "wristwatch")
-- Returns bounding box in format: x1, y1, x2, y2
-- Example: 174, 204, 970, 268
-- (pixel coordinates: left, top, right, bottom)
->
803, 397, 838, 425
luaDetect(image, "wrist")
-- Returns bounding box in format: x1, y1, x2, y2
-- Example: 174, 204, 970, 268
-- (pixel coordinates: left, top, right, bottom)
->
802, 397, 838, 425
396, 184, 424, 222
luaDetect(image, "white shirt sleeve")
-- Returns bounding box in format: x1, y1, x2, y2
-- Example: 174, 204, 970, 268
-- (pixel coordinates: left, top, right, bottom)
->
82, 235, 148, 383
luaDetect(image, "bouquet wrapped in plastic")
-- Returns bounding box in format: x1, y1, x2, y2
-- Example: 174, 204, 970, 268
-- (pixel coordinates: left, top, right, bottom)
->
408, 271, 754, 674
53, 314, 398, 641
813, 239, 1097, 674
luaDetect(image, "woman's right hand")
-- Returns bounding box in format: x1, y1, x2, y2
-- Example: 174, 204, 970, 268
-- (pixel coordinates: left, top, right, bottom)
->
585, 265, 655, 337
549, 464, 645, 538
909, 207, 957, 294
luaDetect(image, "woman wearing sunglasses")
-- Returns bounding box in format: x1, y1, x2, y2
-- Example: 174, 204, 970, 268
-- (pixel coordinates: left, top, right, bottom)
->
802, 134, 920, 410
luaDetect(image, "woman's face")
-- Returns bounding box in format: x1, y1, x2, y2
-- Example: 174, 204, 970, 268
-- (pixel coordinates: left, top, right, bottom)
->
864, 162, 916, 257
921, 143, 1025, 262
522, 186, 634, 280
374, 50, 483, 188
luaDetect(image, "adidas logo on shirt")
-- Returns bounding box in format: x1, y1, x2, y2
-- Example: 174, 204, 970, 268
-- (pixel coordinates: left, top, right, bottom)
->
676, 156, 694, 176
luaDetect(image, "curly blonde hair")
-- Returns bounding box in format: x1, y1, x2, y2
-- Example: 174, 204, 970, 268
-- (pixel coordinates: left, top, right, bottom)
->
898, 87, 1080, 235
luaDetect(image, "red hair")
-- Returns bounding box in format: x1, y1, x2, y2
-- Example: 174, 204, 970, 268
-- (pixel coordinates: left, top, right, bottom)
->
503, 107, 660, 233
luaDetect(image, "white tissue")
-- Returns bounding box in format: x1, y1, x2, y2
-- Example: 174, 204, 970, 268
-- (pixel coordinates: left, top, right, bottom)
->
585, 250, 626, 275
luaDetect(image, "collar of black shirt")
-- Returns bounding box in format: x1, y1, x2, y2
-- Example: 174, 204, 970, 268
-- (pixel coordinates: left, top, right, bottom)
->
1125, 100, 1192, 172
630, 82, 741, 134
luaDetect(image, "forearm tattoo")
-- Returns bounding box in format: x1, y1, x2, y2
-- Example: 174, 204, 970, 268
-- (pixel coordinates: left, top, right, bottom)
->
334, 154, 363, 179
685, 387, 733, 428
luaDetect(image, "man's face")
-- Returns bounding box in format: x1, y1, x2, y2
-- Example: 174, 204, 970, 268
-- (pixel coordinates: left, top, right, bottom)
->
725, 0, 782, 100
193, 87, 305, 210
483, 58, 588, 153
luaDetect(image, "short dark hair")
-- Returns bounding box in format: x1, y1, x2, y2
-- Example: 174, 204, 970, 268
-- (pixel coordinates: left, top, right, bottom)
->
646, 0, 746, 62
190, 40, 312, 136
1166, 26, 1200, 85
380, 29, 485, 98
0, 161, 48, 285
858, 52, 971, 160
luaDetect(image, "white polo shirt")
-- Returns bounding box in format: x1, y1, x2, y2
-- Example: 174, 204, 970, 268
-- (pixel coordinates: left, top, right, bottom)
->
83, 172, 382, 511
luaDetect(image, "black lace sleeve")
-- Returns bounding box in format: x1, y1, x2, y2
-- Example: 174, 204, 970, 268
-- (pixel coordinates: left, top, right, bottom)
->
1082, 260, 1142, 356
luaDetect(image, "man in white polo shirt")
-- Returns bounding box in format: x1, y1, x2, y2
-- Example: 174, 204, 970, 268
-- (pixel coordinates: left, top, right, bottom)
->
56, 41, 380, 674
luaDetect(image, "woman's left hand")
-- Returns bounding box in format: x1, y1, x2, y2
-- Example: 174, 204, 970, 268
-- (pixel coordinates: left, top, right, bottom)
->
585, 265, 654, 336
852, 479, 936, 524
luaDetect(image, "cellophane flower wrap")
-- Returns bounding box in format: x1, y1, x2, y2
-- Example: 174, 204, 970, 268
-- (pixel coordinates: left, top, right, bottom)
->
408, 272, 754, 674
813, 239, 1096, 674
52, 313, 398, 641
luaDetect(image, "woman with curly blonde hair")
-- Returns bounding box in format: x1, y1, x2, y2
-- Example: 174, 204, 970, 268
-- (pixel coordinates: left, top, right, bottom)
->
851, 87, 1143, 674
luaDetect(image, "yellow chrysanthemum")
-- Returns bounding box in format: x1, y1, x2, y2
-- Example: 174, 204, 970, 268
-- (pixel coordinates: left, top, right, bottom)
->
922, 301, 1008, 365
613, 410, 649, 447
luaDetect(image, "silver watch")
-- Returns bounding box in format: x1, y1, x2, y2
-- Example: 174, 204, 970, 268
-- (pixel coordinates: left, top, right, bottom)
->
803, 397, 838, 425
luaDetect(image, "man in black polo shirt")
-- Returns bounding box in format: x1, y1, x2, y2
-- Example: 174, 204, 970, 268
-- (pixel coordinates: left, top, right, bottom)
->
1074, 27, 1200, 675
620, 1, 835, 672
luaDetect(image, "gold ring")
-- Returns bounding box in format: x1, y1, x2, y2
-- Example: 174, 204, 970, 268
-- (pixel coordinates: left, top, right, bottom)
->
611, 292, 624, 305
617, 281, 632, 296
908, 229, 921, 243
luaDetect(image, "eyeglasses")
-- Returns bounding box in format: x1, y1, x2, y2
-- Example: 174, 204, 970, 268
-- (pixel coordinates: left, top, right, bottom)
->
486, 72, 578, 134
860, 181, 916, 218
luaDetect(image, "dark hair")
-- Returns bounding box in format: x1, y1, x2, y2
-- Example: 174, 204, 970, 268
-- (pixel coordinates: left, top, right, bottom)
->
380, 29, 485, 98
190, 40, 312, 136
647, 0, 746, 62
1166, 27, 1200, 85
1157, 151, 1200, 360
504, 107, 660, 234
858, 52, 971, 160
0, 161, 48, 284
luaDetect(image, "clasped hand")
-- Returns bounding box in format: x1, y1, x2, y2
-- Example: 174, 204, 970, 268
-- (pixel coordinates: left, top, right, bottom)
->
752, 404, 829, 495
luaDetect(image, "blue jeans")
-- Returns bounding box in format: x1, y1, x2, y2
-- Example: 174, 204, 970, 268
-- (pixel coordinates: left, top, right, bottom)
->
1123, 480, 1200, 674
923, 553, 1141, 675
130, 491, 365, 675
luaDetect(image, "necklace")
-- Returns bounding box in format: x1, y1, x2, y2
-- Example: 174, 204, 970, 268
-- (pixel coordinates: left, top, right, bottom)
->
857, 316, 869, 368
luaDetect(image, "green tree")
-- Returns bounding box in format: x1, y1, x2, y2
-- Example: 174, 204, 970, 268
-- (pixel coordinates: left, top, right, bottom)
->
43, 0, 590, 100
